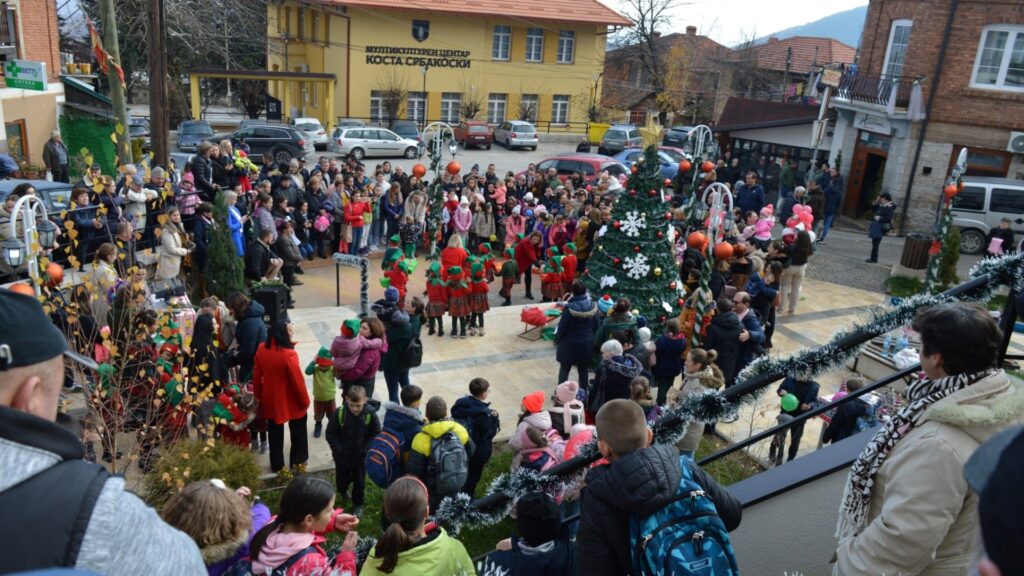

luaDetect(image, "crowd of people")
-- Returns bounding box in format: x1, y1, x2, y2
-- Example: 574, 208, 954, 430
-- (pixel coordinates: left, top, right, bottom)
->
1, 133, 1022, 576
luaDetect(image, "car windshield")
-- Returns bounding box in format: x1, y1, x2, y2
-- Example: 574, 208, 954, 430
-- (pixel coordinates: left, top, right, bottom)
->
515, 124, 536, 133
180, 124, 213, 136
469, 125, 490, 134
606, 130, 624, 139
661, 149, 685, 162
296, 123, 321, 131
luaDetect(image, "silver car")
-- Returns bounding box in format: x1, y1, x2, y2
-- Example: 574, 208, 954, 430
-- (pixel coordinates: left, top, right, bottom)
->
599, 125, 642, 156
493, 120, 538, 150
951, 176, 1024, 254
330, 127, 422, 160
291, 117, 329, 150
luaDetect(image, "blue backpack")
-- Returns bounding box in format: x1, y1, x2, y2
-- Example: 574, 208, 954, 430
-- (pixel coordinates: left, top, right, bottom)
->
629, 457, 739, 576
365, 429, 404, 488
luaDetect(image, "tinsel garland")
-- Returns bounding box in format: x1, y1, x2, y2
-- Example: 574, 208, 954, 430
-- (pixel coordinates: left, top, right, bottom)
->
423, 146, 446, 260
691, 241, 714, 348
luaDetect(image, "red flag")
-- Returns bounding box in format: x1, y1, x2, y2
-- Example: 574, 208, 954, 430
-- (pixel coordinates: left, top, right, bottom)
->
86, 19, 108, 74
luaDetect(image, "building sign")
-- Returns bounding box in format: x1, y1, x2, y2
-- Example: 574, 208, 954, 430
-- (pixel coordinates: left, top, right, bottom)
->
365, 46, 471, 69
412, 20, 429, 43
854, 113, 892, 135
820, 68, 842, 88
4, 59, 46, 91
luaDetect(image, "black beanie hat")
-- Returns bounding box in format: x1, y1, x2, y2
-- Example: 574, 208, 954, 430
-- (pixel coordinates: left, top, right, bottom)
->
515, 491, 561, 547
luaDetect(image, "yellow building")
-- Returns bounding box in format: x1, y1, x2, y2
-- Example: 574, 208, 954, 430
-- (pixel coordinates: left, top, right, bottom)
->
265, 0, 629, 131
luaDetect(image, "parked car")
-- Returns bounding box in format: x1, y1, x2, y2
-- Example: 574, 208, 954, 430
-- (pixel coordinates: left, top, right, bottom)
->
453, 120, 493, 150
291, 117, 329, 150
336, 118, 365, 128
516, 153, 629, 185
613, 146, 690, 180
0, 179, 74, 281
662, 125, 694, 148
390, 120, 421, 143
129, 117, 150, 147
215, 125, 315, 165
176, 120, 215, 152
950, 176, 1024, 254
598, 125, 642, 156
330, 127, 422, 160
493, 120, 538, 150
169, 152, 195, 184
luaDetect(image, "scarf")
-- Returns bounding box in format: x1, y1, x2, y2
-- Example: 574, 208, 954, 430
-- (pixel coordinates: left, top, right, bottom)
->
835, 369, 995, 539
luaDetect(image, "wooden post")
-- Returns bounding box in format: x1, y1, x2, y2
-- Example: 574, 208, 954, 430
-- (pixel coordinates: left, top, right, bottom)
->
97, 0, 132, 167
148, 0, 169, 168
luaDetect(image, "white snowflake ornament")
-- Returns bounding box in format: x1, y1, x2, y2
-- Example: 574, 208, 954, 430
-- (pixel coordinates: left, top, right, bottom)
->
662, 301, 673, 313
621, 210, 647, 238
597, 225, 608, 238
600, 275, 618, 288
622, 253, 651, 279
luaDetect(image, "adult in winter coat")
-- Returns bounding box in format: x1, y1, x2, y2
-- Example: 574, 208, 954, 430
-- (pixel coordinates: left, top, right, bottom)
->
733, 291, 765, 374
651, 318, 687, 405
227, 293, 267, 383
252, 323, 310, 474
593, 341, 643, 412
671, 348, 725, 457
339, 318, 387, 399
555, 283, 600, 389
822, 379, 871, 445
703, 298, 743, 386
820, 167, 844, 242
514, 231, 542, 299
866, 192, 896, 263
378, 303, 415, 404
834, 303, 1024, 576
156, 207, 191, 280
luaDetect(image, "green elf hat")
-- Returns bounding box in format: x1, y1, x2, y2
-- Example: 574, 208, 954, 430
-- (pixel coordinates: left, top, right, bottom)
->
389, 234, 401, 245
471, 261, 485, 276
478, 242, 491, 255
504, 247, 515, 258
517, 232, 526, 240
447, 266, 464, 277
341, 318, 361, 338
398, 258, 417, 274
379, 277, 392, 288
547, 246, 560, 258
385, 249, 402, 264
428, 261, 442, 276
563, 242, 576, 254
316, 346, 333, 367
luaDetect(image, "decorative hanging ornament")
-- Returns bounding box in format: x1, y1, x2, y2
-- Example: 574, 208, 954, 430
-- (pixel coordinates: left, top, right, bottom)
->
633, 245, 642, 253
599, 275, 618, 288
662, 301, 673, 313
654, 267, 662, 276
943, 183, 959, 200
612, 221, 621, 229
677, 297, 685, 306
629, 189, 637, 196
649, 298, 655, 305
701, 160, 715, 173
412, 163, 427, 178
631, 165, 638, 174
613, 257, 621, 265
622, 253, 650, 279
46, 262, 64, 287
649, 189, 658, 197
8, 282, 34, 296
713, 242, 734, 261
687, 231, 707, 249
679, 159, 692, 174
446, 161, 461, 175
620, 211, 646, 237
656, 231, 664, 239
597, 225, 608, 237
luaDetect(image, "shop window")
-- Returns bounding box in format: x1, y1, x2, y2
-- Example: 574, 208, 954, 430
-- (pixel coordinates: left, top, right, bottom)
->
526, 28, 544, 62
557, 30, 575, 64
5, 120, 25, 164
551, 94, 569, 124
950, 145, 1010, 177
441, 92, 461, 123
882, 19, 912, 78
492, 25, 511, 61
488, 93, 507, 124
971, 26, 1024, 91
990, 188, 1024, 214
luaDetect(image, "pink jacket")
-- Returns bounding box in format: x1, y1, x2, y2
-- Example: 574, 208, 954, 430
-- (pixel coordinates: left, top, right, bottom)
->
504, 214, 526, 247
330, 334, 385, 375
754, 218, 774, 240
340, 338, 387, 382
252, 509, 356, 576
452, 206, 473, 233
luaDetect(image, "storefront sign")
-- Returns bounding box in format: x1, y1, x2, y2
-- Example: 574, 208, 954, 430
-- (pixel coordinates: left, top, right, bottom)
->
820, 68, 843, 88
854, 113, 892, 135
4, 59, 46, 91
364, 46, 471, 69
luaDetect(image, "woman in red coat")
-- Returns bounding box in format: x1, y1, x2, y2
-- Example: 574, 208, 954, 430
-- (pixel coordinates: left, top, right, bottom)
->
440, 234, 468, 281
514, 231, 543, 300
252, 323, 310, 474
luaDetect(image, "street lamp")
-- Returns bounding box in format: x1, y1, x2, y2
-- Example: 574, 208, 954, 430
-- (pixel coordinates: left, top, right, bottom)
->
420, 121, 458, 258
3, 194, 55, 295
1, 237, 24, 268
420, 65, 429, 130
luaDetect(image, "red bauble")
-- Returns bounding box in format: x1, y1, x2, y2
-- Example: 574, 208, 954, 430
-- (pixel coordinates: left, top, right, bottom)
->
613, 221, 621, 229
649, 189, 658, 196
701, 160, 715, 173
8, 283, 34, 296
713, 242, 734, 261
686, 231, 706, 249
629, 189, 637, 196
633, 245, 641, 253
446, 161, 461, 175
665, 212, 673, 221
411, 163, 427, 178
631, 165, 638, 174
677, 298, 685, 306
679, 159, 692, 173
943, 183, 959, 200
656, 231, 664, 239
46, 262, 64, 287
664, 179, 672, 188
660, 315, 666, 322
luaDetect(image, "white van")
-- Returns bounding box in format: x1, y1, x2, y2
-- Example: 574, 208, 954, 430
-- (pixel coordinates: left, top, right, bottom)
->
950, 177, 1024, 254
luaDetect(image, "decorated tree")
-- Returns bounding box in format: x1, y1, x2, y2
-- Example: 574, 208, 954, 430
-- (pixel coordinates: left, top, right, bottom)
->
924, 152, 967, 293
205, 191, 245, 301
583, 134, 682, 333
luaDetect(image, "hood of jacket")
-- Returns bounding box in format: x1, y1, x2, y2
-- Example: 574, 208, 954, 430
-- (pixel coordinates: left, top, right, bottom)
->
252, 529, 319, 573
243, 301, 265, 321
921, 371, 1024, 443
412, 419, 469, 456
565, 295, 597, 317
520, 410, 552, 431
712, 310, 741, 330
586, 443, 682, 516
684, 365, 725, 391
383, 401, 424, 424
200, 531, 248, 565
606, 354, 642, 379
451, 396, 491, 419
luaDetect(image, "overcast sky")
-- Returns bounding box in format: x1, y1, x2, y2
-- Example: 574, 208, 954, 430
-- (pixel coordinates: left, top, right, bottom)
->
609, 0, 868, 46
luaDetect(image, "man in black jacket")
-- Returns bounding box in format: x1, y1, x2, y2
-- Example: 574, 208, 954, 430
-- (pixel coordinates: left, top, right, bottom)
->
578, 400, 741, 576
703, 298, 743, 386
776, 375, 821, 462
244, 228, 282, 285
450, 377, 500, 497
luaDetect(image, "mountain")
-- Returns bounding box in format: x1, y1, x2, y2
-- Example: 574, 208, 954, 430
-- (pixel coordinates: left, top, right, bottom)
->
754, 5, 868, 48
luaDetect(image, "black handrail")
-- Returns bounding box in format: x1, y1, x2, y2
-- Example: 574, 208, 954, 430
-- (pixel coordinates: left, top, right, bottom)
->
697, 364, 919, 467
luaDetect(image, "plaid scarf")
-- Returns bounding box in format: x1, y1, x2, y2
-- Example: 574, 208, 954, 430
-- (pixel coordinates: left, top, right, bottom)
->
836, 369, 995, 539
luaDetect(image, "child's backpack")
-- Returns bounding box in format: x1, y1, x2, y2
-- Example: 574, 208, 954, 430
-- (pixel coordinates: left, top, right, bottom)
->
365, 429, 404, 488
520, 447, 558, 473
338, 406, 372, 427
428, 431, 468, 496
629, 456, 739, 576
854, 401, 878, 433
399, 335, 423, 368
223, 545, 318, 576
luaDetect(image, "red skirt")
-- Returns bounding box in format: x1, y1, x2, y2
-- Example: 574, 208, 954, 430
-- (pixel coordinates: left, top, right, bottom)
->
426, 300, 447, 318
500, 276, 515, 298
469, 292, 490, 314
542, 280, 565, 301
448, 295, 470, 317
219, 425, 251, 448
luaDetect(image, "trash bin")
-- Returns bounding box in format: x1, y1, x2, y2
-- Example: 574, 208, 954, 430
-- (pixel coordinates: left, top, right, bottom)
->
900, 232, 932, 270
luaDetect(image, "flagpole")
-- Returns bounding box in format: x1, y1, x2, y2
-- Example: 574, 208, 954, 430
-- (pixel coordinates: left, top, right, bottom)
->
97, 0, 132, 168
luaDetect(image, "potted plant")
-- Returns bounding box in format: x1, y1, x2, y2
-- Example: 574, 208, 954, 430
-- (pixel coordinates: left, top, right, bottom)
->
27, 165, 45, 179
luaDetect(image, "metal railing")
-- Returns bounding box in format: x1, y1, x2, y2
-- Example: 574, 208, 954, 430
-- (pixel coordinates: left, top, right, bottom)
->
825, 69, 916, 108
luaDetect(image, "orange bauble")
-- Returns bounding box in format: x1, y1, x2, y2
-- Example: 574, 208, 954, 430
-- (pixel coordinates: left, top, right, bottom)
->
46, 262, 64, 287
7, 282, 35, 296
446, 161, 461, 175
943, 183, 959, 199
412, 163, 427, 178
686, 231, 706, 249
631, 165, 638, 174
679, 159, 692, 173
713, 242, 734, 260
701, 160, 715, 173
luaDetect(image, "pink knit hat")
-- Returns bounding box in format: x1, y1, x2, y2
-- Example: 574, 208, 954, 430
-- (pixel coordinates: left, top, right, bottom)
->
554, 380, 579, 404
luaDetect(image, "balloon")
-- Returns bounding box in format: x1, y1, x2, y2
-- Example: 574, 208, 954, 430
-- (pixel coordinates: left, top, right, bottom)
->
46, 262, 64, 287
781, 393, 799, 412
563, 427, 608, 467
446, 161, 460, 175
944, 183, 959, 200
701, 160, 715, 173
412, 163, 427, 178
686, 231, 706, 249
713, 242, 734, 261
7, 283, 35, 296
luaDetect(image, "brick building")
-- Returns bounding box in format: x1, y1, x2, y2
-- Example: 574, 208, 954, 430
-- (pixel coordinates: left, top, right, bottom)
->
827, 0, 1024, 231
0, 0, 63, 165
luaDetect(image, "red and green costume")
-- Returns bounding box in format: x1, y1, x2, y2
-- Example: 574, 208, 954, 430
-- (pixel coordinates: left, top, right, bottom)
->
446, 266, 471, 318
425, 261, 448, 318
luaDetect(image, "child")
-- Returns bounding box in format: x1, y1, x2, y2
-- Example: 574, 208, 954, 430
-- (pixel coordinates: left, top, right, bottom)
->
312, 203, 333, 259
326, 385, 381, 517
498, 246, 519, 306
406, 396, 475, 510
754, 205, 774, 249
424, 262, 448, 337
330, 318, 386, 380
561, 242, 578, 286
451, 378, 501, 497
540, 249, 564, 303
445, 266, 470, 339
480, 491, 575, 575
408, 296, 426, 337
651, 318, 686, 405
468, 260, 490, 337
630, 376, 662, 425
399, 214, 422, 258
162, 479, 271, 576
361, 477, 475, 576
212, 385, 259, 448
175, 172, 201, 217
508, 390, 555, 468
250, 476, 360, 575
478, 242, 497, 282
516, 425, 563, 473
305, 346, 337, 439
822, 377, 873, 445
382, 383, 426, 461
383, 257, 415, 311
548, 380, 585, 438
293, 199, 314, 261
577, 400, 741, 575
671, 348, 725, 458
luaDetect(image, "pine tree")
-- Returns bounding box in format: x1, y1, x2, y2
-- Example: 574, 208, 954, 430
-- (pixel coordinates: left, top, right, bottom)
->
205, 191, 245, 300
583, 145, 682, 333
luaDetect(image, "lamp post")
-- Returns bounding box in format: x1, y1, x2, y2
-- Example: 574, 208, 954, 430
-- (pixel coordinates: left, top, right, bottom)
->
3, 194, 58, 296
420, 65, 429, 130
683, 124, 715, 224
691, 182, 734, 348
420, 121, 457, 258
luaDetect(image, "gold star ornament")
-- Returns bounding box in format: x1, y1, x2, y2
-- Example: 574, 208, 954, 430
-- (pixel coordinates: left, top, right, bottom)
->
638, 116, 663, 149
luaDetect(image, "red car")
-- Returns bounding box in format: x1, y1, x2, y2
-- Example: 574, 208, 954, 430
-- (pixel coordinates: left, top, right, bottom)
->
516, 153, 630, 185
453, 120, 493, 150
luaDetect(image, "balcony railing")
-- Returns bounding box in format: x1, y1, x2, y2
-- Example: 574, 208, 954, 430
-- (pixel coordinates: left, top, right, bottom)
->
826, 69, 915, 109
0, 3, 17, 56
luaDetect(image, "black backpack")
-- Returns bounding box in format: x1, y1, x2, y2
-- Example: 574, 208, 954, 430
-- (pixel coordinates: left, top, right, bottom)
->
399, 335, 423, 368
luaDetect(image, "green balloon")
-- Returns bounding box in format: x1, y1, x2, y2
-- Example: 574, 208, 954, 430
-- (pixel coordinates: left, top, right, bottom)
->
781, 393, 799, 412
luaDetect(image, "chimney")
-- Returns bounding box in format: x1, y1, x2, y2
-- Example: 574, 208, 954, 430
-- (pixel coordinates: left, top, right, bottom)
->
686, 25, 697, 36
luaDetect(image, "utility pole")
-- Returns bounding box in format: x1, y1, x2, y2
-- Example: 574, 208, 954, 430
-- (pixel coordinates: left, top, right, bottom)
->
97, 0, 132, 167
781, 46, 792, 101
148, 0, 169, 168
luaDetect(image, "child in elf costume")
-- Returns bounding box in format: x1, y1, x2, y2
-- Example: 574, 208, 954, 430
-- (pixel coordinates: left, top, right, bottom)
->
382, 257, 416, 311
468, 260, 491, 337
382, 235, 403, 271
305, 347, 338, 439
540, 247, 565, 303
425, 262, 448, 337
446, 265, 471, 339
137, 343, 189, 472
399, 215, 422, 258
212, 384, 258, 448
561, 242, 578, 286
478, 242, 497, 283
498, 247, 519, 307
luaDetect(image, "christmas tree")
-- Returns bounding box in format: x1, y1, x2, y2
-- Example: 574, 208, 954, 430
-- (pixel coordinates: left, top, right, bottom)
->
583, 136, 682, 333
205, 191, 246, 301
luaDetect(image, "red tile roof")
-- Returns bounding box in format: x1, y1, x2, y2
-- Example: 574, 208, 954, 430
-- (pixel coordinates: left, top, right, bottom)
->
748, 37, 856, 74
714, 97, 822, 131
321, 0, 632, 26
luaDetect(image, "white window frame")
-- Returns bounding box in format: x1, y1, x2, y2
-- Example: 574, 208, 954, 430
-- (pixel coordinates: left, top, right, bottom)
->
557, 30, 575, 64
881, 19, 912, 78
370, 90, 389, 125
970, 25, 1024, 93
551, 94, 570, 124
488, 93, 507, 124
407, 91, 426, 125
492, 25, 511, 61
520, 94, 539, 122
440, 92, 461, 123
526, 28, 544, 62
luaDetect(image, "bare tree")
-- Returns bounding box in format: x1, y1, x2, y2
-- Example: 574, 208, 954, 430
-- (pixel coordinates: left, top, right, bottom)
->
615, 0, 680, 123
237, 80, 267, 119
459, 75, 483, 120
376, 67, 407, 128
731, 34, 773, 100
